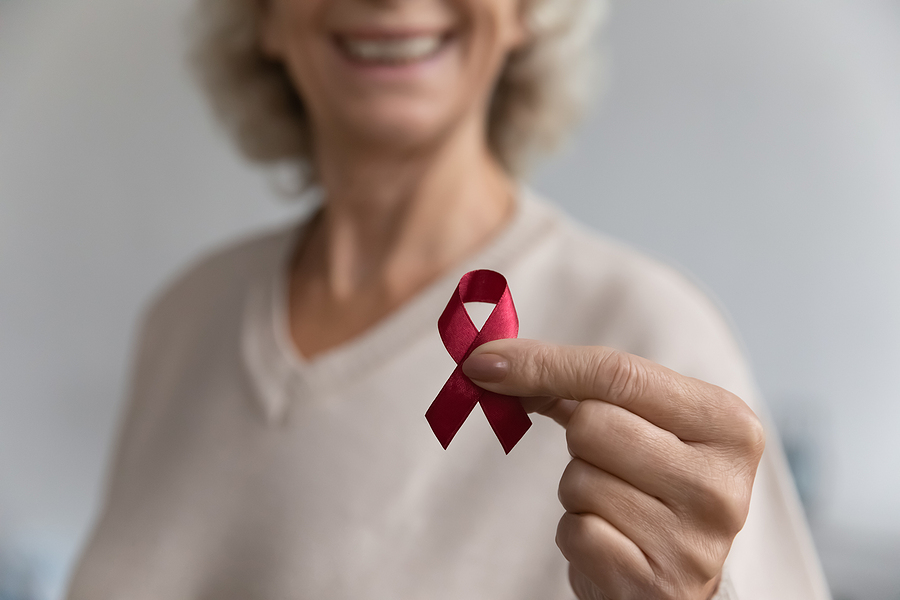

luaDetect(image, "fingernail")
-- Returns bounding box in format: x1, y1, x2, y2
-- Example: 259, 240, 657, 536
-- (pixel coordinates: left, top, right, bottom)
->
462, 353, 509, 383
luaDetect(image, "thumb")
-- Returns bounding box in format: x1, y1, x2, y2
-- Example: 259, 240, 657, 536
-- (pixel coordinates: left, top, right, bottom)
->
462, 339, 588, 426
463, 338, 622, 400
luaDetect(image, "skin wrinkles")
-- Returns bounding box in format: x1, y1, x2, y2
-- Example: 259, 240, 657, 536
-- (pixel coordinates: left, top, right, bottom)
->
465, 338, 763, 599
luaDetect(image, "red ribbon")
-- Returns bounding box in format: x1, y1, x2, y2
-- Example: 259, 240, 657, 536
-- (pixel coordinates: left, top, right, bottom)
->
426, 269, 532, 454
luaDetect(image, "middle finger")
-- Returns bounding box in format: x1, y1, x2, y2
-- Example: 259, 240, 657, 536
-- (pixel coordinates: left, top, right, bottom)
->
558, 457, 678, 559
566, 399, 692, 502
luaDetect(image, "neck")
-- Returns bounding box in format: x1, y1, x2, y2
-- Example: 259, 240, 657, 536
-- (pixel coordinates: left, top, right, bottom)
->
287, 113, 516, 358
302, 113, 515, 301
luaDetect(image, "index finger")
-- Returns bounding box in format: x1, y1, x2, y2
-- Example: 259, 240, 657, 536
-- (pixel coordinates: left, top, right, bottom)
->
462, 338, 753, 444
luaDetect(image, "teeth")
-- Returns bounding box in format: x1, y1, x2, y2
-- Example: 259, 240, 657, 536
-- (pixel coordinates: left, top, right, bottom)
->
342, 35, 443, 64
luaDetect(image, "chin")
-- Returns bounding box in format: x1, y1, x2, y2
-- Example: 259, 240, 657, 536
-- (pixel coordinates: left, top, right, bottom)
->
342, 99, 464, 152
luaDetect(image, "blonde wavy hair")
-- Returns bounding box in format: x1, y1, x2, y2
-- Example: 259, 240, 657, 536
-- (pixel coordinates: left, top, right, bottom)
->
190, 0, 606, 183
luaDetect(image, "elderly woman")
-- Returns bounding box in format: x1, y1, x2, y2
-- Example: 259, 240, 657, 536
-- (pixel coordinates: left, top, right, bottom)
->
67, 0, 829, 598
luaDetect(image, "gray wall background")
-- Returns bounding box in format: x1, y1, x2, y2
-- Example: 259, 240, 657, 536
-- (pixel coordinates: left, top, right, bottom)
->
1, 0, 898, 598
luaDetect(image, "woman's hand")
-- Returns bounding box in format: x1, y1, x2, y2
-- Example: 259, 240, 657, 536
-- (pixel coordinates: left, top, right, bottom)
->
462, 339, 765, 600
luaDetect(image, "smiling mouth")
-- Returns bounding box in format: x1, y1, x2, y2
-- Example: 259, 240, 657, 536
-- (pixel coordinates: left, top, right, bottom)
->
335, 33, 451, 65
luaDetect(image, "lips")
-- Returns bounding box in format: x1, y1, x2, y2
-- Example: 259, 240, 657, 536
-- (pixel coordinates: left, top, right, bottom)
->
335, 33, 451, 65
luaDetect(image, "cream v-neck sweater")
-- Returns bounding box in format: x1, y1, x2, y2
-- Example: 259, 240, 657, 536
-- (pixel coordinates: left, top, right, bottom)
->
67, 194, 830, 600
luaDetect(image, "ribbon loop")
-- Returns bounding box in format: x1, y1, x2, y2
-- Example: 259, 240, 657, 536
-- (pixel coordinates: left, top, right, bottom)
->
426, 270, 532, 454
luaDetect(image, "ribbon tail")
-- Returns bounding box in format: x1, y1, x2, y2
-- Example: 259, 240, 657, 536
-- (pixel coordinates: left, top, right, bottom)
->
425, 367, 480, 449
479, 391, 533, 454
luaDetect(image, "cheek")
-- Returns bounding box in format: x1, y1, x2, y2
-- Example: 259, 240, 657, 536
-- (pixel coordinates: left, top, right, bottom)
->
456, 0, 522, 95
269, 2, 330, 102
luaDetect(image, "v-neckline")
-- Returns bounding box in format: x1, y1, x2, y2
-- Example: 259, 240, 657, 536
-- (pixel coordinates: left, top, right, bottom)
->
240, 189, 559, 424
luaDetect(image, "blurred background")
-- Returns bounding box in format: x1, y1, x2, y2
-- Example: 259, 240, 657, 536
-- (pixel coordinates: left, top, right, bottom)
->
1, 0, 899, 598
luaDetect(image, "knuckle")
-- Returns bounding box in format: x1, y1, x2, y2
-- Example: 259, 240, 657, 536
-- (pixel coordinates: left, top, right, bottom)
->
555, 511, 603, 562
557, 459, 592, 513
645, 540, 721, 600
555, 512, 587, 561
676, 537, 727, 585
565, 401, 604, 457
528, 343, 561, 395
719, 392, 767, 457
735, 406, 767, 457
594, 351, 644, 404
687, 471, 749, 536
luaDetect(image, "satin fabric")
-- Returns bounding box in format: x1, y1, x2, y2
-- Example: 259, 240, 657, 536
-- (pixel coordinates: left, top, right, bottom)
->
426, 270, 532, 454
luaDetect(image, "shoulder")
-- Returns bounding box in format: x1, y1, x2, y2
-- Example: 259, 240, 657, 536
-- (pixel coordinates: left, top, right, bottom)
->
559, 216, 729, 345
515, 198, 757, 401
112, 223, 296, 452
135, 223, 295, 369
